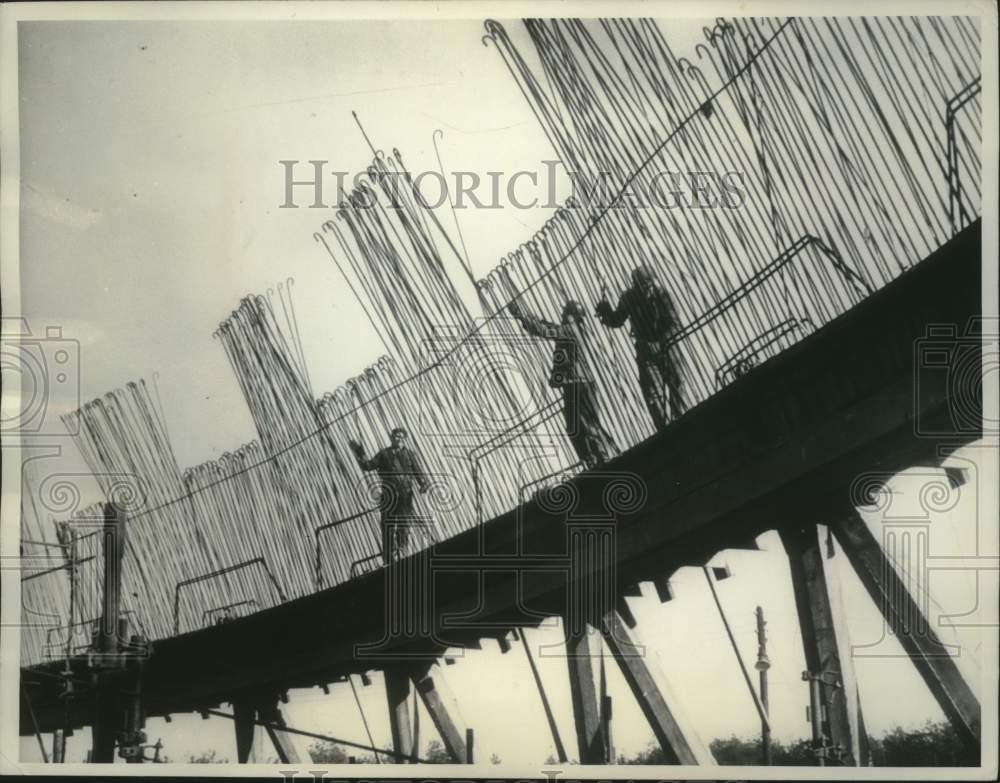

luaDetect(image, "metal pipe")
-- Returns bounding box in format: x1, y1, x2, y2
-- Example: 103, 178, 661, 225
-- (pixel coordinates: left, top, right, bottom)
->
52, 730, 65, 764
21, 683, 50, 763
516, 627, 567, 762
755, 606, 772, 765
66, 530, 78, 667
702, 567, 772, 732
98, 503, 125, 655
21, 556, 96, 582
805, 673, 826, 766
348, 675, 382, 763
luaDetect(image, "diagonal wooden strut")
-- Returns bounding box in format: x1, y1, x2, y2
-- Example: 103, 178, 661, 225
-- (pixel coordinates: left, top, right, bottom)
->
830, 512, 981, 757
412, 661, 468, 762
517, 626, 568, 762
601, 607, 715, 765
232, 697, 300, 763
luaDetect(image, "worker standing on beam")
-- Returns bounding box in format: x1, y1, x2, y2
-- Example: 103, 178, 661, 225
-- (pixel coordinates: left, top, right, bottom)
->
350, 427, 430, 564
508, 299, 619, 468
595, 264, 687, 430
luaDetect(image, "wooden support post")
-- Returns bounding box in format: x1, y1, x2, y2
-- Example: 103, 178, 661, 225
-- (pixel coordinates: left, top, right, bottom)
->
565, 519, 615, 764
233, 700, 257, 764
264, 725, 301, 764
565, 624, 606, 763
856, 684, 871, 766
411, 686, 421, 760
780, 523, 859, 766
599, 654, 614, 763
601, 608, 715, 765
384, 665, 417, 763
260, 702, 301, 764
120, 649, 149, 765
413, 662, 468, 762
90, 687, 119, 762
823, 532, 868, 765
830, 512, 980, 756
233, 697, 301, 763
52, 730, 65, 764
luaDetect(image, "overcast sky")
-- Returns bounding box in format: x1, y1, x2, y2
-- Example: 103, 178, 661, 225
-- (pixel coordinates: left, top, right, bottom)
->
14, 14, 994, 766
17, 18, 577, 470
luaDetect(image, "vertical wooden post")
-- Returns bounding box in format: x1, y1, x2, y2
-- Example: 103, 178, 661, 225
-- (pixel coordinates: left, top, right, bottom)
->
52, 730, 66, 764
413, 662, 468, 762
565, 519, 615, 764
856, 684, 871, 765
384, 665, 416, 762
823, 532, 868, 764
601, 607, 715, 765
780, 523, 859, 765
830, 512, 980, 756
233, 700, 257, 764
600, 664, 614, 764
565, 624, 606, 763
90, 686, 121, 762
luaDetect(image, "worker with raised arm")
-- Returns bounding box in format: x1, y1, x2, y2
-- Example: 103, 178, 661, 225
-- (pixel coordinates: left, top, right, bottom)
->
596, 264, 687, 430
508, 298, 619, 468
349, 427, 430, 564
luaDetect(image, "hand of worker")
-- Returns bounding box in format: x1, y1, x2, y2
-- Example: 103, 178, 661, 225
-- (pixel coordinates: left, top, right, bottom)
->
595, 299, 612, 321
348, 439, 364, 457
507, 300, 523, 319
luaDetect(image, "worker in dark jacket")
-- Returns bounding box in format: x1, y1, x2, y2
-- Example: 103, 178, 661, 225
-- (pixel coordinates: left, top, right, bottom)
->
596, 264, 687, 430
508, 298, 619, 468
349, 427, 430, 564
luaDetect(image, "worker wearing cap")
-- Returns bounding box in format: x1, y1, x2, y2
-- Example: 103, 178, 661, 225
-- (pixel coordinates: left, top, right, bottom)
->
508, 298, 619, 468
349, 427, 430, 564
596, 264, 687, 430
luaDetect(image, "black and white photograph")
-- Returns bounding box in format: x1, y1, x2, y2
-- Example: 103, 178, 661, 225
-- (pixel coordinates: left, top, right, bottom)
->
1, 1, 997, 777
